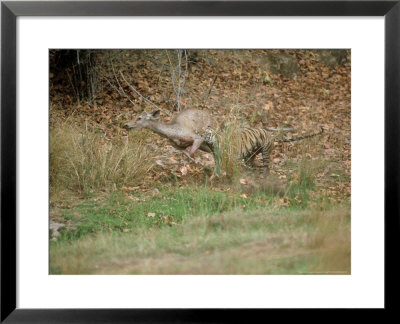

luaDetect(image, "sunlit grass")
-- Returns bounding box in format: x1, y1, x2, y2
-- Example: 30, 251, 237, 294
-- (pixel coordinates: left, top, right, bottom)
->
50, 185, 350, 275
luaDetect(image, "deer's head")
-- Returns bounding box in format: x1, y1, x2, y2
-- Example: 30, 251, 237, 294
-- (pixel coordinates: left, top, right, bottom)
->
125, 110, 160, 129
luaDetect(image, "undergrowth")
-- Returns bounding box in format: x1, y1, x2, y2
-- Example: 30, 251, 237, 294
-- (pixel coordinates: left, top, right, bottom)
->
50, 121, 155, 198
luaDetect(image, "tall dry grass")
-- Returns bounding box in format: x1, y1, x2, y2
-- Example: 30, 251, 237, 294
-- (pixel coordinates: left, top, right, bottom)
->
50, 121, 155, 197
211, 107, 244, 180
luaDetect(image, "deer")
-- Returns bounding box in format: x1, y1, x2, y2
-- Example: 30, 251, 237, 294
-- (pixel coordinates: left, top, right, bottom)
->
124, 108, 218, 159
124, 108, 320, 177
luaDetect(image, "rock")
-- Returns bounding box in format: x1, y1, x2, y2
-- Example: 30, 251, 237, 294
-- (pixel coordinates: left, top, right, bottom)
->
50, 222, 65, 238
317, 50, 348, 67
257, 53, 299, 77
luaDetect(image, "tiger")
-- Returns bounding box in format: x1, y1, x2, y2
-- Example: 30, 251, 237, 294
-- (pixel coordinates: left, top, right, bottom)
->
201, 126, 323, 174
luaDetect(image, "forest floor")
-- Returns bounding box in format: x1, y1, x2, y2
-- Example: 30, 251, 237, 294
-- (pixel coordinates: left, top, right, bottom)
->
49, 49, 351, 274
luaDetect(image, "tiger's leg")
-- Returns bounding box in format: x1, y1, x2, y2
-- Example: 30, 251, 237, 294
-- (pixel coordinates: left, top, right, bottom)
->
244, 153, 256, 168
261, 147, 270, 174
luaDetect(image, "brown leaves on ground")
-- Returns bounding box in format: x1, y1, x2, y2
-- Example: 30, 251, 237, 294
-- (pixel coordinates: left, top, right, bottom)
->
50, 49, 350, 202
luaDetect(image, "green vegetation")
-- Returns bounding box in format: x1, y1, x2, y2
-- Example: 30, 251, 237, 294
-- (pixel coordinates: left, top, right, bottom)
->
50, 184, 350, 274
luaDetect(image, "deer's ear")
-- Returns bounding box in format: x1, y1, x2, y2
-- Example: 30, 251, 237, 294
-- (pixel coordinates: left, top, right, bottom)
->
151, 110, 161, 119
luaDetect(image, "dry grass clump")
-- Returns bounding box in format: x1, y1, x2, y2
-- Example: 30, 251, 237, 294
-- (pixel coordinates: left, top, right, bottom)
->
211, 108, 244, 180
50, 121, 155, 197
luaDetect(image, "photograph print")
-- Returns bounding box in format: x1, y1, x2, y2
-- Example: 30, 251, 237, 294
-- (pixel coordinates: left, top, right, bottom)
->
49, 49, 351, 275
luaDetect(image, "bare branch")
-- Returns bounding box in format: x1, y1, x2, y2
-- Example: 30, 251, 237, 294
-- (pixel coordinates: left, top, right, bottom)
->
165, 50, 178, 99
119, 71, 172, 116
176, 50, 182, 112
178, 50, 189, 112
110, 61, 126, 93
204, 75, 218, 104
182, 50, 188, 90
166, 50, 189, 113
103, 75, 136, 107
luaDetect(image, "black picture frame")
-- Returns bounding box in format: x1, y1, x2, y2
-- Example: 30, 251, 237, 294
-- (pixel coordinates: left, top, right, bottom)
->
1, 1, 399, 322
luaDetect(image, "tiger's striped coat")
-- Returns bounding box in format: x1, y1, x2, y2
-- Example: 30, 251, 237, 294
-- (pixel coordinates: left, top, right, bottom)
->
202, 126, 323, 174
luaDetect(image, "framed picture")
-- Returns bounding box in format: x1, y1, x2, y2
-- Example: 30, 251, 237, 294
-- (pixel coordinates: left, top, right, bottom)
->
1, 0, 398, 322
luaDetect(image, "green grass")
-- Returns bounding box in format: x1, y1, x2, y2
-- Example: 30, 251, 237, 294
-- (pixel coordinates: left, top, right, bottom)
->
51, 186, 277, 242
50, 185, 350, 274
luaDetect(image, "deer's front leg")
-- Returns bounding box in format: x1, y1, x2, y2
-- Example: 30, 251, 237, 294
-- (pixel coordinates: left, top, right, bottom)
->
189, 138, 204, 158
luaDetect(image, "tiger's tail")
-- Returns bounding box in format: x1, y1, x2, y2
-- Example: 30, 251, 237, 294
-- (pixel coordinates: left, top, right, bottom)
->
275, 127, 324, 143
